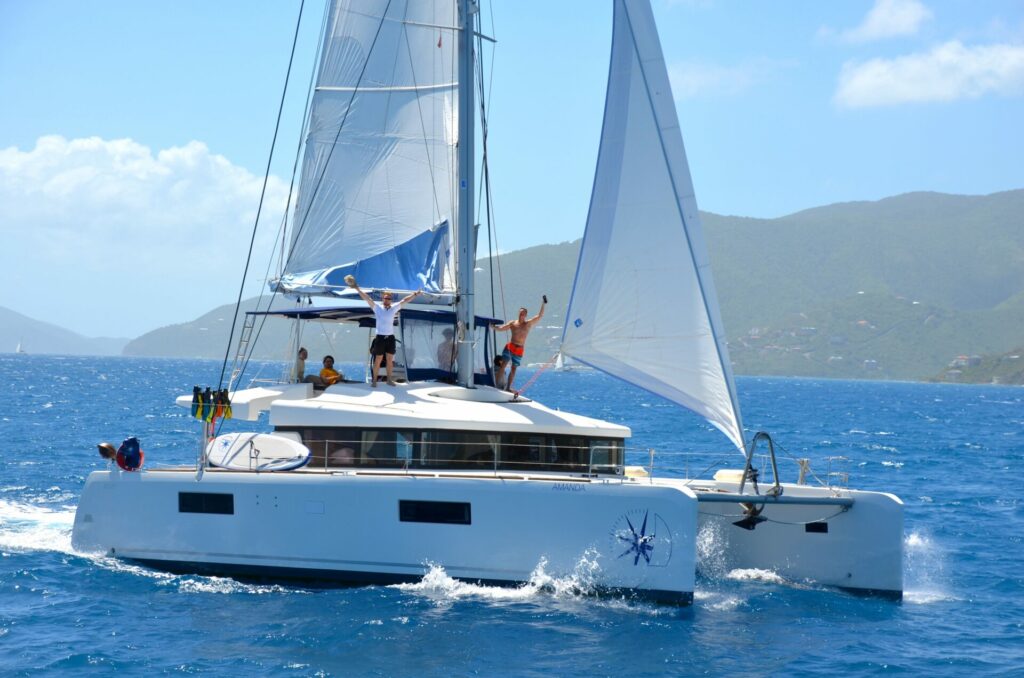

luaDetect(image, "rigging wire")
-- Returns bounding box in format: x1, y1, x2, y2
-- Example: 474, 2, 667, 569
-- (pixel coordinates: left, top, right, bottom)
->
225, 0, 329, 397
473, 6, 507, 326
217, 0, 308, 391
227, 0, 396, 395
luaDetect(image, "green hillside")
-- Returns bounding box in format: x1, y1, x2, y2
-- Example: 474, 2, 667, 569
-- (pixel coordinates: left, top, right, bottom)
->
122, 297, 368, 361
728, 292, 1024, 380
116, 189, 1024, 380
930, 346, 1024, 385
0, 306, 128, 356
705, 189, 1024, 332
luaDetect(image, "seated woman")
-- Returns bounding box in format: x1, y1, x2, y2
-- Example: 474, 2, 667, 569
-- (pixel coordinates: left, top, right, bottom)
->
319, 355, 342, 386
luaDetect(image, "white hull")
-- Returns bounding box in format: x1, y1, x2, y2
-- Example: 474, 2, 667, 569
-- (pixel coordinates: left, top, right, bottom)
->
72, 468, 698, 604
72, 464, 903, 602
686, 479, 903, 597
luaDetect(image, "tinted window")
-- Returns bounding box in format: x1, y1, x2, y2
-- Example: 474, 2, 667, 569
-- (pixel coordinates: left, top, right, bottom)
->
399, 500, 471, 525
179, 492, 234, 515
280, 427, 624, 474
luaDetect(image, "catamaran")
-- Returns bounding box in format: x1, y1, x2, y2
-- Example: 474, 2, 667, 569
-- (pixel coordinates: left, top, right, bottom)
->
72, 0, 903, 603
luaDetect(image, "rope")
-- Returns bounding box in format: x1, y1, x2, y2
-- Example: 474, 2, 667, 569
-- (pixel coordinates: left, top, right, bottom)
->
697, 506, 849, 525
226, 1, 394, 395
217, 0, 307, 390
512, 352, 559, 397
772, 437, 830, 487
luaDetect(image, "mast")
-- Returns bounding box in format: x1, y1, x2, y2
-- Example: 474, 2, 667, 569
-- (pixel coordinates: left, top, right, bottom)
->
455, 0, 477, 387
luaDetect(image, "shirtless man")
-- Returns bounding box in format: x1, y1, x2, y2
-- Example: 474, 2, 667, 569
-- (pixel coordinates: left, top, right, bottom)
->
492, 295, 546, 391
350, 280, 422, 386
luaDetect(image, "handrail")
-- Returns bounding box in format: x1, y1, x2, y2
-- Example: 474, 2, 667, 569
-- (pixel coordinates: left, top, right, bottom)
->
738, 431, 782, 497
201, 429, 851, 487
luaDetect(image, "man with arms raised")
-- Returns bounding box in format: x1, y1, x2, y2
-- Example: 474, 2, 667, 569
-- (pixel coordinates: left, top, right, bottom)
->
493, 296, 546, 391
348, 276, 422, 387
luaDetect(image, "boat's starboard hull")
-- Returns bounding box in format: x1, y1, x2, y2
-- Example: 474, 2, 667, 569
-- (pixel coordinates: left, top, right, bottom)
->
72, 469, 699, 604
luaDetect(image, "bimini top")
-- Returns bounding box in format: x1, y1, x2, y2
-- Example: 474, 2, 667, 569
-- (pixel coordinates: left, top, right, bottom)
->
248, 305, 500, 327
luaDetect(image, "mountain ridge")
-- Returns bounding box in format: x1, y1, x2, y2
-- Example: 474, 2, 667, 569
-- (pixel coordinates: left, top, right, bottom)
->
6, 189, 1022, 381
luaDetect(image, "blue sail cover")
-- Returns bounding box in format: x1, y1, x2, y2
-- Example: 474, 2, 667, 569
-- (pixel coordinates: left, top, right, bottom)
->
277, 0, 458, 296
283, 221, 450, 294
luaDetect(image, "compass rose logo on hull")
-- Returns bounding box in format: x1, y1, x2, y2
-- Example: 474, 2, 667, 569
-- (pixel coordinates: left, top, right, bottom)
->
609, 509, 673, 568
619, 510, 654, 564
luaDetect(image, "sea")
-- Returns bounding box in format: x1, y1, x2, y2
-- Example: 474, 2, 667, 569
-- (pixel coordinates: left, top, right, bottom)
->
1, 354, 1022, 676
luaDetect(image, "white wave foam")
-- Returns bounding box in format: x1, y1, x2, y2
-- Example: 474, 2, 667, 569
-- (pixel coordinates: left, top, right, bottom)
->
0, 500, 305, 595
393, 553, 599, 604
695, 520, 729, 578
694, 590, 746, 611
726, 568, 788, 585
393, 559, 674, 617
903, 589, 956, 604
903, 530, 956, 604
170, 576, 303, 595
0, 499, 75, 555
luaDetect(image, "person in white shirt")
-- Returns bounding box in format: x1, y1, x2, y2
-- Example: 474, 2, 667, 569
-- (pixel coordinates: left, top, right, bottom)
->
350, 279, 422, 387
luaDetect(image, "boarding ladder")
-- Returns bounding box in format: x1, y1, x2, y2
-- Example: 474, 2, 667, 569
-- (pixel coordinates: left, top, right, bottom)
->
227, 313, 257, 390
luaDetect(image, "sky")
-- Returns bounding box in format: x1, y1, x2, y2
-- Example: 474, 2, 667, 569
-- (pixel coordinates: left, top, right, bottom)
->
1, 0, 1022, 337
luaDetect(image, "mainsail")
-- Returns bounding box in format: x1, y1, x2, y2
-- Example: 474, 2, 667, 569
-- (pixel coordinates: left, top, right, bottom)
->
560, 0, 745, 452
277, 0, 458, 295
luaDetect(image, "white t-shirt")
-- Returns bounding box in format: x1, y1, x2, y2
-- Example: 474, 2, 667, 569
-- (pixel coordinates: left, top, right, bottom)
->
373, 302, 403, 336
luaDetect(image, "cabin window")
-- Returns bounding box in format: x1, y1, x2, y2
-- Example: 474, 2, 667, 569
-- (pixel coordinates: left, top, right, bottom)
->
501, 433, 592, 472
361, 430, 415, 468
589, 440, 623, 472
421, 431, 499, 469
399, 500, 471, 525
179, 492, 234, 515
278, 427, 624, 473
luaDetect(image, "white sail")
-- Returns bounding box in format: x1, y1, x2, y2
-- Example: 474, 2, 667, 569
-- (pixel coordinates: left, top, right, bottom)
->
278, 0, 458, 295
560, 0, 744, 452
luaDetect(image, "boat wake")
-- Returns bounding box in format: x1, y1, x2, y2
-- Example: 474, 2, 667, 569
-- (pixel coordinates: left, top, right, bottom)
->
725, 568, 791, 586
392, 553, 601, 603
0, 499, 75, 555
392, 552, 673, 615
0, 499, 303, 595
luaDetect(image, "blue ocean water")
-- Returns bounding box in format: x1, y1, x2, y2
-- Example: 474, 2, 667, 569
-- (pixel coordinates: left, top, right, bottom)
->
1, 354, 1022, 676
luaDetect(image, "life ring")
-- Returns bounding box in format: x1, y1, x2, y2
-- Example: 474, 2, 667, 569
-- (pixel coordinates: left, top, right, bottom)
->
116, 437, 145, 471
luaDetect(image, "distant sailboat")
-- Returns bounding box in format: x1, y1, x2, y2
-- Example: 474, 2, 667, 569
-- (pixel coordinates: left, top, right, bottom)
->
15, 340, 25, 354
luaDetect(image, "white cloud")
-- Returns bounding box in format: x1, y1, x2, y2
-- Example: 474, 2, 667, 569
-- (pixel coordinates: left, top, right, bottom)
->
834, 40, 1024, 107
839, 0, 933, 43
669, 58, 794, 98
0, 136, 289, 336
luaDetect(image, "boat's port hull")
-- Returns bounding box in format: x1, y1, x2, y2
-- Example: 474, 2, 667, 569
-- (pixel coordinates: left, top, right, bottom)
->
680, 480, 904, 597
73, 469, 698, 604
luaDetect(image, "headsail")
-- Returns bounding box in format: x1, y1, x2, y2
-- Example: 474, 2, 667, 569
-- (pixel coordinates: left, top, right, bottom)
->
277, 0, 458, 295
560, 0, 745, 452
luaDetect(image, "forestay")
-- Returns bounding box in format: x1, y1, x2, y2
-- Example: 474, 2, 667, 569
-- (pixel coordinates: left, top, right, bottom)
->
560, 0, 745, 452
277, 0, 458, 296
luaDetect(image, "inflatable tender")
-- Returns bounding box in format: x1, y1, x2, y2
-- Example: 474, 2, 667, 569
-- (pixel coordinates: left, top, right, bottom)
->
206, 432, 310, 472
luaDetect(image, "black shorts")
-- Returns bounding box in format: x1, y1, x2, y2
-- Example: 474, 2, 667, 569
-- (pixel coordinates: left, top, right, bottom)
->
371, 334, 397, 356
